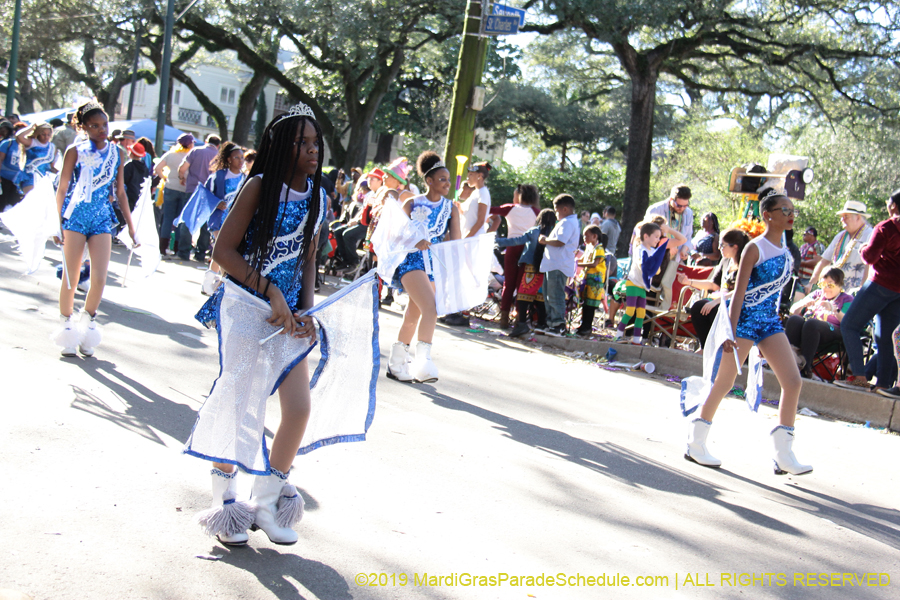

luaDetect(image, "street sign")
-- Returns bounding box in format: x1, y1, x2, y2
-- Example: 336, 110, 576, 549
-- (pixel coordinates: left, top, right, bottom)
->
482, 14, 519, 36
492, 3, 525, 27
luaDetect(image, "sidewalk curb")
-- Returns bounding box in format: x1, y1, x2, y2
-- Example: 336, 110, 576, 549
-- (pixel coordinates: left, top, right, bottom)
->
534, 334, 900, 432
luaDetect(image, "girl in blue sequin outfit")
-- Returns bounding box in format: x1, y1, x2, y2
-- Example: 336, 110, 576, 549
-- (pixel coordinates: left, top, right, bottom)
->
685, 191, 812, 476
200, 142, 245, 295
53, 102, 136, 358
191, 108, 326, 547
386, 151, 460, 384
16, 122, 58, 192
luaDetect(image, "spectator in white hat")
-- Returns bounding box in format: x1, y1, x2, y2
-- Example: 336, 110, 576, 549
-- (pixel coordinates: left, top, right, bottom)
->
806, 200, 873, 294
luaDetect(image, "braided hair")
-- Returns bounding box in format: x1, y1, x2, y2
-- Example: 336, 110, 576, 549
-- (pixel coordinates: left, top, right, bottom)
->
240, 114, 323, 288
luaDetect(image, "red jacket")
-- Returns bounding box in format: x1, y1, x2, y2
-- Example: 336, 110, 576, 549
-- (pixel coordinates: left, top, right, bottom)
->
860, 216, 900, 293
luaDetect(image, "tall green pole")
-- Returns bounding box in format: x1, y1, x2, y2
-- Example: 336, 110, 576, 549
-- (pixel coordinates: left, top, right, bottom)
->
5, 0, 22, 115
443, 0, 490, 179
155, 0, 176, 151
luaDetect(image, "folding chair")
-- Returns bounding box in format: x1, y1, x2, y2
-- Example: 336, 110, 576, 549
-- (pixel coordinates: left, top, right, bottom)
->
645, 264, 714, 348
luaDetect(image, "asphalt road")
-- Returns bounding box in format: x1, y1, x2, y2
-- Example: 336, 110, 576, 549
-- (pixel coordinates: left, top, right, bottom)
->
0, 233, 898, 600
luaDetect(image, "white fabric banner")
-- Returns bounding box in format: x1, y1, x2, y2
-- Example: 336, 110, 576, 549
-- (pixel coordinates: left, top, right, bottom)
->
370, 197, 427, 283
117, 178, 161, 280
428, 233, 496, 316
680, 300, 766, 416
0, 173, 58, 275
184, 271, 380, 474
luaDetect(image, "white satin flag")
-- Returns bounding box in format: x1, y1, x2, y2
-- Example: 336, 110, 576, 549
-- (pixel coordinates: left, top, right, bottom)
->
427, 233, 496, 316
117, 178, 161, 280
0, 174, 58, 274
184, 271, 380, 474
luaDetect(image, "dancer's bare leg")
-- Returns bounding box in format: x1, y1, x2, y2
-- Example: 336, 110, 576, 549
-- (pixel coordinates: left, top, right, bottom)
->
699, 338, 754, 422
757, 332, 802, 427
84, 233, 111, 316
59, 231, 87, 316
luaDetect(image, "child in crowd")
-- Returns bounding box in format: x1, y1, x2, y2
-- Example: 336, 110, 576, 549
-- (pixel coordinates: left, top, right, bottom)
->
614, 220, 685, 345
575, 224, 606, 336
53, 101, 137, 357
188, 105, 326, 546
498, 208, 557, 338
538, 194, 580, 337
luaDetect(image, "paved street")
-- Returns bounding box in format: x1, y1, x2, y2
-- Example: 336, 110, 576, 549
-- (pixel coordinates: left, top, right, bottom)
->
1, 235, 898, 600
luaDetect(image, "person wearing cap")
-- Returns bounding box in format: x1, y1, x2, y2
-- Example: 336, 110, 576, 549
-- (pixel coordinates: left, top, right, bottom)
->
154, 133, 194, 256
461, 161, 492, 237
806, 200, 873, 294
119, 129, 136, 152
123, 143, 150, 211
835, 190, 900, 392
51, 112, 77, 156
645, 184, 694, 309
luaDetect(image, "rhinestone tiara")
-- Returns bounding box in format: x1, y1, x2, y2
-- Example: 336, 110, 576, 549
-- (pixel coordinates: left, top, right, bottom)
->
287, 102, 315, 119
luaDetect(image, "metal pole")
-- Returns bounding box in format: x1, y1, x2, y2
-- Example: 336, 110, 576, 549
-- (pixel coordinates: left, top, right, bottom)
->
5, 0, 23, 115
155, 0, 176, 152
126, 23, 144, 121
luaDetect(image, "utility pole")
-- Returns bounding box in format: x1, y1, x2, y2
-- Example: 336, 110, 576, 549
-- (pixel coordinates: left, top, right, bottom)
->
155, 0, 176, 151
5, 0, 23, 115
443, 0, 490, 179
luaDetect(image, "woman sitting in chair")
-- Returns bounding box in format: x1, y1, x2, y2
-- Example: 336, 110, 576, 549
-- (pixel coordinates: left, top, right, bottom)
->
681, 227, 751, 349
785, 266, 853, 378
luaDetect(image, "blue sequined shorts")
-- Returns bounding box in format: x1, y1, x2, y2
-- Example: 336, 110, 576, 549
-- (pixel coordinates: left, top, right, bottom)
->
392, 250, 434, 290
735, 310, 784, 343
20, 172, 35, 189
62, 199, 115, 238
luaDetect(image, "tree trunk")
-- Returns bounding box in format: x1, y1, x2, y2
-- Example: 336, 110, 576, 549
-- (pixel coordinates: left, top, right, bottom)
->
16, 65, 36, 115
618, 66, 659, 255
560, 141, 567, 172
373, 133, 393, 164
232, 71, 267, 146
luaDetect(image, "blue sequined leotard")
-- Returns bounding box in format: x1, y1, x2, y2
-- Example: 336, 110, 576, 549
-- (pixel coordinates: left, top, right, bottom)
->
392, 195, 453, 290
735, 239, 793, 343
196, 176, 326, 327
60, 140, 120, 238
22, 140, 55, 188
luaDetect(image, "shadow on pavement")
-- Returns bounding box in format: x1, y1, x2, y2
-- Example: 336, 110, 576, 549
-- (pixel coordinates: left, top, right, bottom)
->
715, 469, 900, 550
72, 358, 198, 445
215, 544, 353, 600
419, 388, 800, 535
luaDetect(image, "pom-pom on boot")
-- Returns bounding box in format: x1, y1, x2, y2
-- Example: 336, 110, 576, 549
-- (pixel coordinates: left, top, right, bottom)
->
411, 341, 438, 384
78, 310, 102, 357
771, 425, 813, 475
684, 418, 721, 468
196, 468, 252, 546
53, 313, 82, 357
386, 341, 413, 382
250, 468, 304, 545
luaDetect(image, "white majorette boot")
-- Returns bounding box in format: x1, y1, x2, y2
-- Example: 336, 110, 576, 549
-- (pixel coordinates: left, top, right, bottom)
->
386, 341, 413, 382
411, 341, 439, 384
684, 418, 721, 468
196, 468, 252, 546
54, 313, 82, 357
78, 310, 102, 357
249, 467, 304, 545
771, 425, 813, 475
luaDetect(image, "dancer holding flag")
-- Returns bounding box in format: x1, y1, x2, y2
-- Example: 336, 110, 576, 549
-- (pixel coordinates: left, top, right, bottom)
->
186, 105, 329, 547
375, 151, 460, 383
681, 190, 812, 476
53, 101, 137, 358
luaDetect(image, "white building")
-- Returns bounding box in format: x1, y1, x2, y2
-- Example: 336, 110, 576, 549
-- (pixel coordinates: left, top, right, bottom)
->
116, 49, 406, 168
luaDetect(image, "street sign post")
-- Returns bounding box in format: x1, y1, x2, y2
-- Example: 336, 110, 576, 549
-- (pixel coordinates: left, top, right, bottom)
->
481, 14, 519, 36
492, 3, 525, 27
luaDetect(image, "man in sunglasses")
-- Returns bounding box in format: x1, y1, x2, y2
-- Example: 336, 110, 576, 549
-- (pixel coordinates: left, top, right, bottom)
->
645, 184, 694, 309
